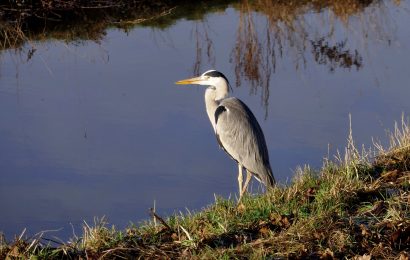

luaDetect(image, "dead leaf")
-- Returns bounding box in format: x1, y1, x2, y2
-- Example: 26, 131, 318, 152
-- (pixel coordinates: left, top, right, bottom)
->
391, 229, 401, 243
6, 245, 22, 258
360, 224, 370, 237
259, 226, 270, 237
320, 248, 334, 259
171, 232, 178, 241
237, 203, 246, 213
399, 252, 409, 260
270, 214, 293, 228
381, 170, 399, 182
313, 231, 324, 240
369, 201, 385, 216
353, 254, 371, 260
302, 187, 316, 203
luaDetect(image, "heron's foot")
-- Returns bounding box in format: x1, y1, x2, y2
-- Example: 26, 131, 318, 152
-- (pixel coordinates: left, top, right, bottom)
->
236, 202, 246, 212
237, 192, 244, 204
237, 189, 247, 205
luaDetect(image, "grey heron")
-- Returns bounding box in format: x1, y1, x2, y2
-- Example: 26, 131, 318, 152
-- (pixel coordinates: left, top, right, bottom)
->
176, 70, 275, 201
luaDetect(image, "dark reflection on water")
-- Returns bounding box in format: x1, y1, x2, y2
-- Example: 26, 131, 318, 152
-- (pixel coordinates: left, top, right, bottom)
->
311, 39, 363, 72
1, 0, 410, 240
194, 0, 402, 115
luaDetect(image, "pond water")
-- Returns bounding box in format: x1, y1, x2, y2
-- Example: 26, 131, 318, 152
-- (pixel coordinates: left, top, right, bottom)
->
1, 0, 410, 240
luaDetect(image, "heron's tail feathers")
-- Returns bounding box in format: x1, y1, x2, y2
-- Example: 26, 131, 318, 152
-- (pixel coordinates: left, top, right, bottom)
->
253, 167, 275, 189
264, 168, 276, 188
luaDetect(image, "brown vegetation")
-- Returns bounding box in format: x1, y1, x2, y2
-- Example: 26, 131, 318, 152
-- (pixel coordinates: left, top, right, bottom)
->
0, 0, 234, 51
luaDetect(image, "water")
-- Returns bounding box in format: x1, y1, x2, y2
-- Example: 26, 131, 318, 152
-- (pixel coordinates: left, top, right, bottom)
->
1, 0, 409, 240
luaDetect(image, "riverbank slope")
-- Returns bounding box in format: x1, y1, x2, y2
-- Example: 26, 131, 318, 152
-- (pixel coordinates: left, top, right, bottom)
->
1, 119, 409, 258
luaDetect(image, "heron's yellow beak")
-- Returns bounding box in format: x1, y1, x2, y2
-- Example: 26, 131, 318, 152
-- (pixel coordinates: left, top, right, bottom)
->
175, 76, 203, 85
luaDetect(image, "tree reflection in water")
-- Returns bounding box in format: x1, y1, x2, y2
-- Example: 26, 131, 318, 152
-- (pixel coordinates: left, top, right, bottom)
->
193, 22, 216, 76
192, 0, 400, 115
311, 39, 362, 72
0, 0, 402, 111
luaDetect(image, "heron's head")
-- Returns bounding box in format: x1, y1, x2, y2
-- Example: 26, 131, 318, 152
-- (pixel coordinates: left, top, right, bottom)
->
175, 70, 231, 92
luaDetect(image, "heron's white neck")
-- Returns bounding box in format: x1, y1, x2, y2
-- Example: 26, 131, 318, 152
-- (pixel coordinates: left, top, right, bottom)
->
204, 82, 229, 131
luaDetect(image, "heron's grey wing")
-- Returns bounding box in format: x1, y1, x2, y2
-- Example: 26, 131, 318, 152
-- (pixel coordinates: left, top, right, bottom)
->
214, 98, 274, 186
214, 105, 238, 162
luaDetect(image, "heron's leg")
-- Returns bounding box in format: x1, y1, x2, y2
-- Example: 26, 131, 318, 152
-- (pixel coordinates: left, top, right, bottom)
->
239, 170, 252, 200
237, 164, 243, 196
242, 170, 252, 193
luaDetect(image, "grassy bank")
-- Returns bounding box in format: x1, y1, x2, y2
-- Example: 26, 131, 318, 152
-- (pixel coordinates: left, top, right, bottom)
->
1, 118, 409, 259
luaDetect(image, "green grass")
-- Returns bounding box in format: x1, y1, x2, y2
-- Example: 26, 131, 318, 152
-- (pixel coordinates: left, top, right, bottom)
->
1, 118, 409, 259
